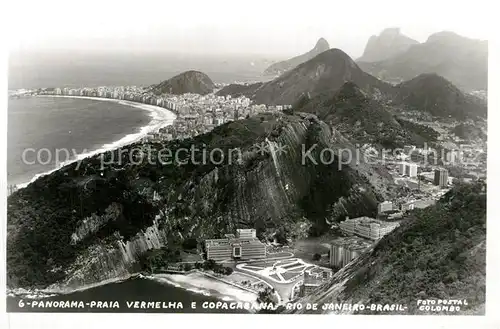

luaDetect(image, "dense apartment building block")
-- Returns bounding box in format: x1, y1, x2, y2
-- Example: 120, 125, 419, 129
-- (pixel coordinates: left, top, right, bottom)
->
339, 216, 400, 241
205, 229, 266, 262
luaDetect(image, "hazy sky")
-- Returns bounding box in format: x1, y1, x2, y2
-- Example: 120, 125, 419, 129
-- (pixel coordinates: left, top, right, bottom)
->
7, 0, 491, 58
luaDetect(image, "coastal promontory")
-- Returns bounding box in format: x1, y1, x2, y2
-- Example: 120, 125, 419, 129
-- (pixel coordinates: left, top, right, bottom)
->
151, 70, 215, 95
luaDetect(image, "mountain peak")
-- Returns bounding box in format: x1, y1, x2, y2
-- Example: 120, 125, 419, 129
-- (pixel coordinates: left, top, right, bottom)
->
151, 70, 215, 95
358, 28, 419, 62
427, 31, 462, 42
314, 38, 330, 51
380, 27, 401, 37
308, 48, 358, 70
263, 38, 331, 75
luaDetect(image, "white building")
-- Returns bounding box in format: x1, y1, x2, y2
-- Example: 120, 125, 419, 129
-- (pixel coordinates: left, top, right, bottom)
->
399, 162, 418, 177
377, 201, 393, 214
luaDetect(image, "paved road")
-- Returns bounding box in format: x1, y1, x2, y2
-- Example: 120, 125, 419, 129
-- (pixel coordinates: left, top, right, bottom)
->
235, 267, 299, 303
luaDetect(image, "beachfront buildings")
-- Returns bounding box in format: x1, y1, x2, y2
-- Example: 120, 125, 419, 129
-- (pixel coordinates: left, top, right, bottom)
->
330, 237, 373, 268
339, 216, 400, 241
205, 229, 266, 262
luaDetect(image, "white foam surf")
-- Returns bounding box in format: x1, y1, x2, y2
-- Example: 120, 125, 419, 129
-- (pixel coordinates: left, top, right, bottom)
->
14, 95, 176, 189
145, 272, 258, 303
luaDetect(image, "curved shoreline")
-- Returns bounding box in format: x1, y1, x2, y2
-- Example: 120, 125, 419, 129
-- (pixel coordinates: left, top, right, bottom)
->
146, 272, 260, 309
14, 95, 177, 189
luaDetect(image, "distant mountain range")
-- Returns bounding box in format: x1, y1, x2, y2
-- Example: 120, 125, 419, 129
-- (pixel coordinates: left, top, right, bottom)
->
263, 38, 330, 76
219, 44, 486, 121
357, 31, 488, 91
150, 70, 215, 95
357, 28, 419, 62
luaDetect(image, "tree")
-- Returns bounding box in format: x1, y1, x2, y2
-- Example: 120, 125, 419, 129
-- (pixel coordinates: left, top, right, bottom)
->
203, 259, 216, 270
257, 287, 276, 304
274, 227, 288, 245
182, 238, 198, 250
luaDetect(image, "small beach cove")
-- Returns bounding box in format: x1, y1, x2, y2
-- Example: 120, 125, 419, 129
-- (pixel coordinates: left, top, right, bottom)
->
6, 272, 258, 313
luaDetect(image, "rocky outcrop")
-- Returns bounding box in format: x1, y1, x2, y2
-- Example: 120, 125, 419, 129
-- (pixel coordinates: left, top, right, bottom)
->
71, 202, 122, 244
7, 113, 392, 290
263, 38, 330, 76
151, 70, 215, 95
56, 219, 170, 290
357, 28, 419, 62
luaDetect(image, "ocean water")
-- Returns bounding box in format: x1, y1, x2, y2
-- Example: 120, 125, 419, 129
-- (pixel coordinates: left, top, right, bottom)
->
8, 51, 272, 89
6, 277, 249, 313
7, 97, 151, 186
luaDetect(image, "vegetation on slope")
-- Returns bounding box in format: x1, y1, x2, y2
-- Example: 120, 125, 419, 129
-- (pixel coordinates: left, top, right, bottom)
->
452, 122, 487, 141
151, 70, 215, 95
394, 73, 487, 119
7, 113, 388, 289
294, 182, 486, 314
295, 82, 438, 148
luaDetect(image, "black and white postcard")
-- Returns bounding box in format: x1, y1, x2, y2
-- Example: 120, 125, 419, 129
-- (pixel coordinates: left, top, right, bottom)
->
2, 0, 497, 328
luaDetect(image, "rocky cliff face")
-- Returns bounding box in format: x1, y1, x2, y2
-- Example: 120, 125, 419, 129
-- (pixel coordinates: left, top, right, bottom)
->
263, 38, 330, 76
357, 28, 419, 63
151, 70, 215, 95
7, 113, 391, 290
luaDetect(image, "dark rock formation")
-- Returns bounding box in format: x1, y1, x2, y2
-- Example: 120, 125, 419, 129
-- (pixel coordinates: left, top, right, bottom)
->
219, 49, 393, 105
7, 113, 393, 290
151, 70, 215, 95
357, 28, 419, 62
263, 38, 330, 76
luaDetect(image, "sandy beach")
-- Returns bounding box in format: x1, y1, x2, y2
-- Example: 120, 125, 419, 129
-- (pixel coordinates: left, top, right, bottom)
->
7, 273, 141, 299
16, 95, 176, 189
147, 272, 259, 304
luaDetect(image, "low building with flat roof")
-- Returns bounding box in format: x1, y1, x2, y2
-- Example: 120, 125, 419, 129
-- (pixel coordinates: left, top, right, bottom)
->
339, 216, 400, 241
299, 267, 333, 297
236, 229, 256, 239
377, 201, 394, 214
